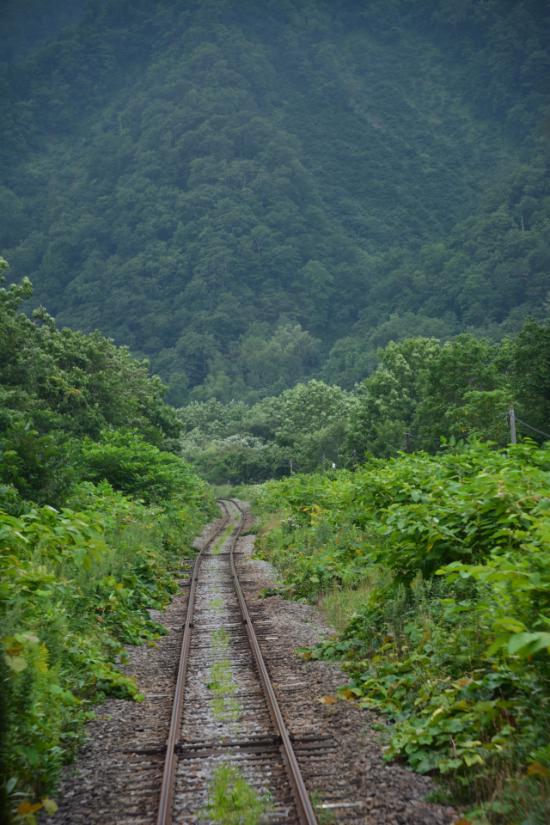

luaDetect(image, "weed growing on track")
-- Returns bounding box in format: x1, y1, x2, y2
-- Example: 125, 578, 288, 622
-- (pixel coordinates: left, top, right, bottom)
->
212, 525, 234, 555
208, 659, 241, 722
212, 628, 230, 652
211, 696, 241, 723
202, 763, 271, 824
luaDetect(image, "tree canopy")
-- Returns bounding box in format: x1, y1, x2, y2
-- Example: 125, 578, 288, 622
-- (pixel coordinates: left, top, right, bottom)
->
1, 0, 548, 401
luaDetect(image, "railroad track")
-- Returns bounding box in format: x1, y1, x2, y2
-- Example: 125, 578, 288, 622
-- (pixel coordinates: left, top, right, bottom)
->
46, 499, 443, 824
157, 499, 319, 824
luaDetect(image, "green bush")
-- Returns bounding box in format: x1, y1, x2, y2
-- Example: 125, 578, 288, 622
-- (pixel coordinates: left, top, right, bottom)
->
254, 441, 550, 822
82, 429, 205, 505
0, 481, 210, 820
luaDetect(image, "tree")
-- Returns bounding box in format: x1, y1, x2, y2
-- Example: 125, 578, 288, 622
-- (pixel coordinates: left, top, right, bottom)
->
347, 338, 441, 458
509, 320, 550, 440
0, 261, 182, 505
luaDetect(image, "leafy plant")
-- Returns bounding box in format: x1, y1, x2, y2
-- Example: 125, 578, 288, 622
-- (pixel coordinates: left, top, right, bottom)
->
0, 484, 211, 817
253, 441, 550, 821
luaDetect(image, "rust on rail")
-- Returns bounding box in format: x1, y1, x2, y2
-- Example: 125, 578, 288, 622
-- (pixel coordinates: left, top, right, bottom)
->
228, 498, 319, 825
156, 507, 231, 825
156, 499, 318, 825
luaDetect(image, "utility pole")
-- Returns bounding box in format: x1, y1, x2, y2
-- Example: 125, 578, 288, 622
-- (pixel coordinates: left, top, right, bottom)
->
508, 406, 517, 444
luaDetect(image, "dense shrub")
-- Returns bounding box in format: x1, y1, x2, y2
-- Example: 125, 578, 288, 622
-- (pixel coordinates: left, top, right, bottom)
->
82, 429, 206, 505
0, 481, 211, 820
254, 441, 550, 822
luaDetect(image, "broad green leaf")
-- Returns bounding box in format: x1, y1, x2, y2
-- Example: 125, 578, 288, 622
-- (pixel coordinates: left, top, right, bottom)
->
463, 752, 484, 767
493, 617, 527, 633
4, 654, 27, 672
508, 632, 550, 656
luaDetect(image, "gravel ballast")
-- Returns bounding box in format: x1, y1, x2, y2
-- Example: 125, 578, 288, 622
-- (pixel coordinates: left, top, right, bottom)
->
45, 504, 456, 824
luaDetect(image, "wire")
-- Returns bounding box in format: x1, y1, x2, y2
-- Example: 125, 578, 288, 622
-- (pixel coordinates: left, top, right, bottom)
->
515, 417, 550, 440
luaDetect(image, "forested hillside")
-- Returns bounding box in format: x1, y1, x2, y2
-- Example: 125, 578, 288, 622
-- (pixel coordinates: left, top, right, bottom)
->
2, 0, 549, 402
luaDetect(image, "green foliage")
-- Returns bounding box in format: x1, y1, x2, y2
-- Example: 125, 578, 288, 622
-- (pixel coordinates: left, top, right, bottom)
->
178, 322, 550, 483
179, 379, 355, 483
253, 441, 550, 821
82, 429, 206, 505
344, 325, 550, 460
251, 380, 356, 472
0, 481, 210, 817
345, 333, 513, 458
0, 417, 80, 509
0, 261, 179, 446
509, 320, 550, 439
1, 3, 549, 400
0, 263, 213, 820
0, 261, 182, 509
202, 763, 271, 825
347, 337, 443, 457
181, 431, 288, 486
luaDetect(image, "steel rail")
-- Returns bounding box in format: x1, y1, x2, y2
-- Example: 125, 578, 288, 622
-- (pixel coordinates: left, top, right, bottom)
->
156, 507, 231, 825
157, 499, 318, 825
226, 498, 319, 825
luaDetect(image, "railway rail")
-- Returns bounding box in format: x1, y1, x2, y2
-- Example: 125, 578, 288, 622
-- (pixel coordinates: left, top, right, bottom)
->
157, 499, 319, 824
46, 498, 451, 825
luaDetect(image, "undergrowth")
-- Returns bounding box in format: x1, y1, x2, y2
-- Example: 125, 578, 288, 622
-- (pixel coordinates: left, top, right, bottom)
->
1, 481, 211, 822
252, 441, 550, 823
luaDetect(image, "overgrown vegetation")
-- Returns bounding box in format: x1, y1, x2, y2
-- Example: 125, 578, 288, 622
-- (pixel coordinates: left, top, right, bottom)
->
253, 441, 550, 822
0, 262, 213, 822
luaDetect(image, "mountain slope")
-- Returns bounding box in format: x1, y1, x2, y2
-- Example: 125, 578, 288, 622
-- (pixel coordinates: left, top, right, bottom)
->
1, 0, 549, 401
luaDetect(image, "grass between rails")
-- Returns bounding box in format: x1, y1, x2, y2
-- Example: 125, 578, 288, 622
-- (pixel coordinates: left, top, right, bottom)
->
212, 524, 236, 556
209, 628, 240, 722
212, 628, 230, 651
207, 657, 241, 722
251, 441, 550, 824
202, 763, 272, 824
